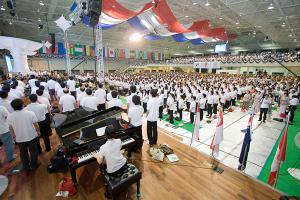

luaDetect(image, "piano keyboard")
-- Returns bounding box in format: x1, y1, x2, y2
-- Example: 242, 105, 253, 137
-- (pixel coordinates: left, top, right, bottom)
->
77, 137, 135, 164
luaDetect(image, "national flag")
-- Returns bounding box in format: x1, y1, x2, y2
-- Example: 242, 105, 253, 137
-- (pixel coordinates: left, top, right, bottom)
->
120, 49, 125, 58
74, 44, 83, 56
210, 110, 224, 157
130, 50, 135, 59
85, 45, 90, 56
192, 103, 201, 141
68, 43, 75, 55
125, 49, 130, 59
142, 51, 147, 60
90, 46, 95, 56
57, 42, 65, 55
108, 48, 115, 57
135, 50, 139, 59
238, 113, 253, 170
267, 123, 289, 186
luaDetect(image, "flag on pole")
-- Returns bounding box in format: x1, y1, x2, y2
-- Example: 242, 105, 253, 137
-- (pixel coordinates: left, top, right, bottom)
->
210, 110, 224, 157
74, 44, 83, 56
238, 113, 253, 170
267, 123, 289, 186
191, 103, 201, 142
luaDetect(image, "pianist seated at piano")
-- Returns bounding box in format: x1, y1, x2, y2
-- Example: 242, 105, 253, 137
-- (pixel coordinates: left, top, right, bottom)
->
92, 127, 128, 176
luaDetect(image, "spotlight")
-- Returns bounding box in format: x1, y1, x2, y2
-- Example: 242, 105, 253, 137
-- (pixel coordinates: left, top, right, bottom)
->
268, 3, 274, 10
235, 20, 239, 25
219, 17, 223, 20
38, 18, 41, 22
39, 1, 44, 6
129, 33, 143, 42
0, 6, 5, 11
9, 21, 12, 25
185, 15, 189, 18
205, 1, 210, 6
193, 2, 197, 5
38, 24, 43, 29
288, 33, 293, 37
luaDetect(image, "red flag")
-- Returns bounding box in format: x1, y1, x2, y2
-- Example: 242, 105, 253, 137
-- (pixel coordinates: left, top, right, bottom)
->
267, 124, 288, 185
210, 110, 223, 157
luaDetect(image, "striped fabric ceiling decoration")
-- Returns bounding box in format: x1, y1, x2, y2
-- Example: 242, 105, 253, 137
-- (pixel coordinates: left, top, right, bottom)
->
69, 0, 236, 45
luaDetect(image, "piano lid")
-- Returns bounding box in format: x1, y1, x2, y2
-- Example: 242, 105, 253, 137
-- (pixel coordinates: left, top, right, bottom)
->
54, 106, 124, 138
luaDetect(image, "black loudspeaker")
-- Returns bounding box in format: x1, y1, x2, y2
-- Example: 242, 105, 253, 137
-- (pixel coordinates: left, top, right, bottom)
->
195, 68, 199, 73
88, 0, 102, 26
212, 69, 216, 74
201, 68, 208, 73
49, 33, 55, 53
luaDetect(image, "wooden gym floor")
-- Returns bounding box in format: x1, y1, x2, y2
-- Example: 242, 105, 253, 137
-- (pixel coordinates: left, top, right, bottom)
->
0, 125, 281, 200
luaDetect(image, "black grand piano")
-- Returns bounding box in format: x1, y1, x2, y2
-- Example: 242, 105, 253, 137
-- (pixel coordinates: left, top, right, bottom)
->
53, 107, 137, 183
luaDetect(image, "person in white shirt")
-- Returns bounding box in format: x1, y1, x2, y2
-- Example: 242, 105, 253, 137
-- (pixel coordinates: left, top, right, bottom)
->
167, 92, 175, 124
77, 87, 86, 106
146, 89, 160, 146
31, 81, 40, 95
128, 95, 144, 151
190, 96, 196, 123
178, 95, 185, 120
80, 88, 100, 111
59, 89, 76, 113
106, 86, 114, 101
259, 94, 271, 123
47, 77, 57, 101
67, 76, 76, 98
126, 85, 137, 110
2, 85, 18, 101
213, 91, 219, 115
159, 90, 164, 119
0, 106, 15, 162
289, 95, 299, 123
207, 91, 214, 118
107, 91, 122, 109
36, 89, 51, 114
94, 83, 106, 111
0, 91, 13, 113
28, 75, 38, 89
8, 99, 40, 171
25, 94, 51, 152
92, 128, 127, 175
10, 83, 23, 98
199, 94, 207, 121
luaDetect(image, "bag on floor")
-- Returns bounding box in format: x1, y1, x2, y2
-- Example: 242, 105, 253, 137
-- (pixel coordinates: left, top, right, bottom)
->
159, 144, 174, 155
47, 147, 68, 173
57, 177, 77, 197
149, 147, 164, 161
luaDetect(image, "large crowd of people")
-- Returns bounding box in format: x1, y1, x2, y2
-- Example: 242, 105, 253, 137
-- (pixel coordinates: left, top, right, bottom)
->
0, 71, 299, 173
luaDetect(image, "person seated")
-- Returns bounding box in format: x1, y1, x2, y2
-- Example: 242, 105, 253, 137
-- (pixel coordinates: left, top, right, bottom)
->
92, 127, 127, 176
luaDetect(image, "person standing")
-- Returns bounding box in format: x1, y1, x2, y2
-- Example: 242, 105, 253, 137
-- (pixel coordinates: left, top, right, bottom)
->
94, 83, 106, 111
128, 95, 144, 151
25, 94, 51, 152
0, 106, 15, 162
167, 93, 175, 124
259, 95, 271, 123
107, 91, 122, 109
80, 88, 100, 111
59, 89, 76, 113
8, 99, 40, 171
67, 76, 76, 99
146, 89, 160, 146
190, 96, 196, 123
289, 95, 299, 124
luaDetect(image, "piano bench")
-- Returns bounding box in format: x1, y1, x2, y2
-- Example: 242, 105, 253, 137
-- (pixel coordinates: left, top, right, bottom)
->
103, 163, 142, 200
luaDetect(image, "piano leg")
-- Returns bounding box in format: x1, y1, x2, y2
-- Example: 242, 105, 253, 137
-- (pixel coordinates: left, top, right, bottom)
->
136, 180, 141, 198
70, 167, 77, 184
127, 149, 132, 158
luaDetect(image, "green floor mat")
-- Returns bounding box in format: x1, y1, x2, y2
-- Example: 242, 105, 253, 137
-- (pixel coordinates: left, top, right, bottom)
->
258, 106, 300, 196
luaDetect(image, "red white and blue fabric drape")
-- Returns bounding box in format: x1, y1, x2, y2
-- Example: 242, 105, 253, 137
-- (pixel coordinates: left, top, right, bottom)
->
69, 0, 236, 44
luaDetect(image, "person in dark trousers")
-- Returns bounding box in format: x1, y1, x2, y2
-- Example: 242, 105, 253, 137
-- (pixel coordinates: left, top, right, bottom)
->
258, 95, 271, 123
26, 94, 52, 152
7, 99, 40, 171
289, 95, 299, 124
167, 93, 175, 124
128, 95, 144, 151
190, 96, 196, 123
146, 89, 160, 146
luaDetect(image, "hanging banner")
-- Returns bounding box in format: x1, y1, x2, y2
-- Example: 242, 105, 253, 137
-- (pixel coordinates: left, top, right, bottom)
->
193, 62, 221, 69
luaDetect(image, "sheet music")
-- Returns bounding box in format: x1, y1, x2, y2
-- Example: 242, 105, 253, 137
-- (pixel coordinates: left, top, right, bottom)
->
96, 126, 107, 137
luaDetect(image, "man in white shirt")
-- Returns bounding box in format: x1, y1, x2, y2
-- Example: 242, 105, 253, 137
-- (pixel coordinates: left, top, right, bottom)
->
106, 86, 114, 101
80, 88, 100, 111
146, 89, 160, 146
10, 83, 23, 98
59, 89, 76, 113
107, 91, 122, 109
289, 95, 299, 123
8, 99, 40, 171
126, 85, 137, 110
67, 76, 76, 98
128, 95, 144, 151
0, 91, 13, 113
28, 75, 38, 89
26, 94, 51, 152
94, 83, 106, 111
1, 85, 18, 101
92, 129, 127, 175
0, 106, 15, 162
47, 77, 57, 101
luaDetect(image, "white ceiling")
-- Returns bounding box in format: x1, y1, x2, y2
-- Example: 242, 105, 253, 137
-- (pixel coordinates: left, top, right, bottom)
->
0, 0, 299, 55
